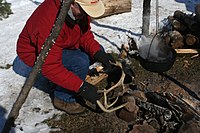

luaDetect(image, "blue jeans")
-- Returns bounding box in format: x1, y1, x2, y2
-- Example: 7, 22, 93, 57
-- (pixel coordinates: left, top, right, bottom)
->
13, 49, 90, 103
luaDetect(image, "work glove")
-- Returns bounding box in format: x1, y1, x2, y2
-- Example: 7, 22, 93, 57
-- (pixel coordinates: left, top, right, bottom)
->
94, 51, 116, 73
78, 81, 100, 104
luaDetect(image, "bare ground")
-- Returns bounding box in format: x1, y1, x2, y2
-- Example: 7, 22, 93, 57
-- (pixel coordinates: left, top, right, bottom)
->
44, 53, 200, 133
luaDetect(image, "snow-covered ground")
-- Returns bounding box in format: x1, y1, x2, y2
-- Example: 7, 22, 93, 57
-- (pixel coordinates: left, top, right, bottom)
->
0, 0, 198, 132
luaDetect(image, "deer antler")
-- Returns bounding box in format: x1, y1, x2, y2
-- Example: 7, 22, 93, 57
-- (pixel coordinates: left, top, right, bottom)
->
96, 61, 128, 113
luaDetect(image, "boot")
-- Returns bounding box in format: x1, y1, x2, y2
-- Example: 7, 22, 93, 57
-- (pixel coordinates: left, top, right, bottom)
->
53, 97, 85, 115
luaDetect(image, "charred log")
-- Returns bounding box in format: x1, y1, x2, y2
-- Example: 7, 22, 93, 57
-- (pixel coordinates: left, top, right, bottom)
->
167, 16, 187, 32
168, 30, 184, 49
173, 10, 200, 33
184, 34, 199, 46
195, 4, 200, 23
165, 11, 200, 49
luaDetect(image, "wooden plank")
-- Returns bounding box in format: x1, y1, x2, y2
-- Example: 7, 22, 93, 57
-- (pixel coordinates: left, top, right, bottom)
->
86, 66, 108, 85
86, 73, 108, 85
175, 49, 199, 53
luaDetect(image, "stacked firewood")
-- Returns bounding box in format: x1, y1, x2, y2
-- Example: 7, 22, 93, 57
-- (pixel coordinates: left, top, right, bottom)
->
163, 5, 200, 49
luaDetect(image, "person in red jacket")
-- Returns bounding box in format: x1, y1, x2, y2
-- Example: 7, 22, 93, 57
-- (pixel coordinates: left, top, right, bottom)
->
13, 0, 115, 114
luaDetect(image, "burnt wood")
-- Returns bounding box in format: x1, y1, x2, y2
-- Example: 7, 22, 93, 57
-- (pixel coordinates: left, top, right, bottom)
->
168, 16, 187, 32
173, 10, 200, 33
185, 34, 198, 46
195, 4, 200, 23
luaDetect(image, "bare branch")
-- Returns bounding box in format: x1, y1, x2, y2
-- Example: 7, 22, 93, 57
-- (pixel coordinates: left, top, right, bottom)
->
2, 0, 74, 132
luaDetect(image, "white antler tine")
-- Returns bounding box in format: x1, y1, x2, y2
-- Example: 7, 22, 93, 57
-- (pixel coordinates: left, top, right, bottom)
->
97, 100, 128, 113
96, 61, 128, 113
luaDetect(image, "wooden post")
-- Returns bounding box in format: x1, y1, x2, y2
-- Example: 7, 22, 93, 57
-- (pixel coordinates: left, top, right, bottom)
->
142, 0, 151, 36
156, 0, 159, 32
2, 0, 74, 132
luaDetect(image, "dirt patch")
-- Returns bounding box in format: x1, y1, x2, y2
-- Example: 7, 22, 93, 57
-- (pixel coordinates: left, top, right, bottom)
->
44, 53, 200, 133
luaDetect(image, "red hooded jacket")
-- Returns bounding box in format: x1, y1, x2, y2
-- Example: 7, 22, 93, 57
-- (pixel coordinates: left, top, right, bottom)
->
17, 0, 101, 92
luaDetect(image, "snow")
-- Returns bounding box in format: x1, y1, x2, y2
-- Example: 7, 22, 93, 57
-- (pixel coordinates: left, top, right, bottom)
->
0, 0, 198, 132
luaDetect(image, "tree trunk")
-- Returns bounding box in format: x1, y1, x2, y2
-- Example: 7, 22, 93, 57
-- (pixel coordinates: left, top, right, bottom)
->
142, 0, 151, 36
2, 0, 74, 132
98, 0, 131, 18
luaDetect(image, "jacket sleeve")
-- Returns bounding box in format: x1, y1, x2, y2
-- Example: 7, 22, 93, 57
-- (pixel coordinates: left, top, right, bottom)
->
17, 25, 37, 67
41, 37, 83, 92
79, 18, 102, 58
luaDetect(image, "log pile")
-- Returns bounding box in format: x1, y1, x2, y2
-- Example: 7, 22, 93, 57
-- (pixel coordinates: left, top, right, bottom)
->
163, 7, 200, 50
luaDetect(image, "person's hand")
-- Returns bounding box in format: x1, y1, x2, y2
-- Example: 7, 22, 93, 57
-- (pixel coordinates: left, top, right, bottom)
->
78, 81, 100, 104
94, 51, 116, 73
